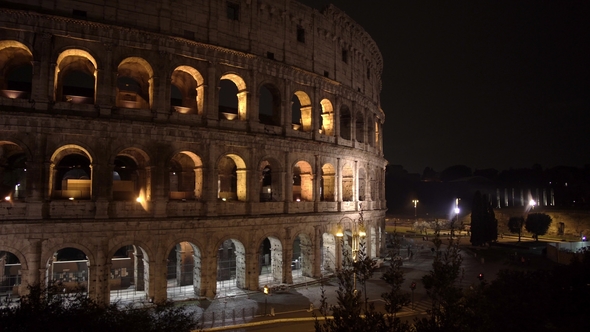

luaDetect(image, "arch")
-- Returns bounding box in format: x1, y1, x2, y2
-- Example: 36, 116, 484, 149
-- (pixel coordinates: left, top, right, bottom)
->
342, 163, 354, 202
319, 99, 334, 136
339, 105, 352, 140
217, 153, 247, 201
166, 241, 202, 300
257, 236, 283, 287
0, 40, 33, 99
219, 73, 248, 121
109, 244, 151, 303
355, 110, 365, 143
113, 147, 151, 202
54, 49, 98, 104
169, 151, 203, 200
258, 83, 281, 126
0, 141, 27, 200
320, 163, 336, 202
292, 160, 313, 202
358, 168, 367, 201
292, 233, 313, 281
258, 157, 283, 202
116, 57, 154, 109
292, 91, 312, 132
45, 246, 91, 293
321, 233, 336, 274
367, 114, 376, 147
0, 249, 23, 298
49, 145, 93, 200
171, 65, 205, 114
216, 238, 246, 297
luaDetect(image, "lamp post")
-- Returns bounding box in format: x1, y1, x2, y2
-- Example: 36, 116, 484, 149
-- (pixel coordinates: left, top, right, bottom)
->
335, 216, 366, 294
263, 285, 269, 316
412, 199, 419, 219
452, 198, 460, 238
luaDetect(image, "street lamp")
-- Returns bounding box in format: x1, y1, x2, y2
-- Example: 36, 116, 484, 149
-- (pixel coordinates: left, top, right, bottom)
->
263, 285, 269, 316
335, 215, 366, 293
529, 199, 536, 210
412, 199, 419, 219
451, 198, 460, 237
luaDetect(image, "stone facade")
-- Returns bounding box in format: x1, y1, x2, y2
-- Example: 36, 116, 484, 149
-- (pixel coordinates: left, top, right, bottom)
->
0, 0, 387, 304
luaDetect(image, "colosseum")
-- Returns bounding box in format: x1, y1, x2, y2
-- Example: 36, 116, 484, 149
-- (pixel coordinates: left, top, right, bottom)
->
0, 0, 386, 304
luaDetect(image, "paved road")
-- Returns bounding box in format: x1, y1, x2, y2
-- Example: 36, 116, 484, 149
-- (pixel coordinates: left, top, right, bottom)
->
192, 235, 543, 331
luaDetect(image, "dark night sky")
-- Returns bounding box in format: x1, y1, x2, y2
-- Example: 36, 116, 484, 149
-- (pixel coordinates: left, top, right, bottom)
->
298, 0, 590, 174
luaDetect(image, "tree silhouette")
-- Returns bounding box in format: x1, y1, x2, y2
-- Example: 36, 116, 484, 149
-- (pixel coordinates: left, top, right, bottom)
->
507, 216, 525, 242
525, 213, 552, 241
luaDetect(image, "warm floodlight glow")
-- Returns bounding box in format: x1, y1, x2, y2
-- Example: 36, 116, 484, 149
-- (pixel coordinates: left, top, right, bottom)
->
263, 285, 269, 295
69, 197, 75, 201
336, 224, 344, 238
529, 199, 536, 207
4, 196, 10, 201
136, 197, 142, 203
358, 224, 366, 238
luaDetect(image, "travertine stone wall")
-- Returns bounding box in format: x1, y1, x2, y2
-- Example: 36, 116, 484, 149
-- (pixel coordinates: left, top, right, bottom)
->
0, 0, 388, 304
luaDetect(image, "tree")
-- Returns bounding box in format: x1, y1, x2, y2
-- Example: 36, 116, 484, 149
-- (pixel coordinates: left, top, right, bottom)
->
0, 284, 198, 332
525, 213, 552, 241
314, 245, 382, 332
470, 191, 497, 246
507, 216, 525, 242
414, 231, 467, 331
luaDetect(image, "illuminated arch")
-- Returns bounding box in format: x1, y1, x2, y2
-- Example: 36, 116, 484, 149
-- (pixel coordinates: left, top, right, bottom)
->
171, 65, 205, 114
220, 73, 248, 121
116, 57, 154, 109
54, 49, 98, 104
319, 99, 334, 136
293, 91, 312, 132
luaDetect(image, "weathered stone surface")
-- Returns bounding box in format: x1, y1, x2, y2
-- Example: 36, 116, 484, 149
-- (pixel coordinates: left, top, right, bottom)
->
0, 0, 387, 304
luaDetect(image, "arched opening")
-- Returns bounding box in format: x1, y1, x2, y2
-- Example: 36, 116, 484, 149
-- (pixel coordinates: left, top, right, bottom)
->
292, 91, 312, 132
169, 151, 203, 200
171, 66, 203, 114
259, 84, 281, 126
369, 169, 377, 201
370, 226, 377, 258
292, 161, 313, 202
113, 148, 150, 202
55, 50, 97, 104
166, 242, 202, 301
355, 111, 365, 143
342, 164, 354, 202
47, 247, 89, 294
258, 159, 282, 202
0, 142, 27, 200
258, 237, 283, 287
116, 57, 153, 109
320, 163, 335, 202
0, 41, 33, 99
219, 74, 247, 121
110, 245, 150, 304
217, 154, 246, 202
321, 233, 336, 275
50, 148, 92, 200
216, 239, 246, 297
340, 105, 352, 140
0, 251, 21, 299
319, 99, 334, 136
260, 165, 272, 202
367, 115, 376, 147
358, 168, 367, 201
292, 234, 313, 283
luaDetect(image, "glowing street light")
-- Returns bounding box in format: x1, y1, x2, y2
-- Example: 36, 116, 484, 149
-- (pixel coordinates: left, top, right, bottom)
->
412, 199, 419, 219
263, 285, 269, 316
